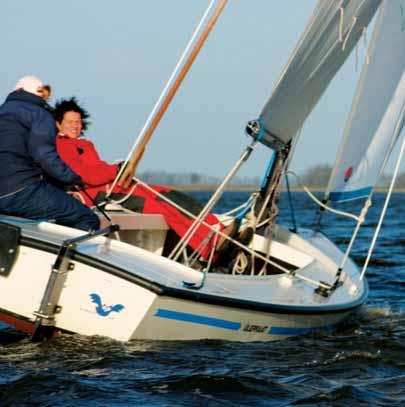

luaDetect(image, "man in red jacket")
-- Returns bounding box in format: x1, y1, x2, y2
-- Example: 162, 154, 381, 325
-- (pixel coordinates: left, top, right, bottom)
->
54, 97, 231, 260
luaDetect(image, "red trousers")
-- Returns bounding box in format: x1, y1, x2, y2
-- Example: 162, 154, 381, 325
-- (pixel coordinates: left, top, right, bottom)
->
77, 183, 222, 260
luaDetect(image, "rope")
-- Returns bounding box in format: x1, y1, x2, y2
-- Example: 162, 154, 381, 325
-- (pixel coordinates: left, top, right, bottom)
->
231, 251, 249, 275
342, 16, 357, 51
248, 178, 273, 276
85, 175, 333, 289
188, 226, 217, 267
220, 194, 256, 217
257, 157, 286, 275
286, 170, 360, 222
332, 197, 371, 288
205, 227, 219, 272
127, 177, 330, 289
108, 183, 138, 205
255, 208, 279, 230
107, 0, 218, 196
168, 142, 257, 262
339, 7, 344, 43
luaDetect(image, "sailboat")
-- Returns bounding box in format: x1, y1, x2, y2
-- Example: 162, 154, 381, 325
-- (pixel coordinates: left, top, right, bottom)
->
0, 0, 404, 342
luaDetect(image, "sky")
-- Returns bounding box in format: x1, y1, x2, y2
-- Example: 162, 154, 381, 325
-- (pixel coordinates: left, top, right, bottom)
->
1, 0, 399, 180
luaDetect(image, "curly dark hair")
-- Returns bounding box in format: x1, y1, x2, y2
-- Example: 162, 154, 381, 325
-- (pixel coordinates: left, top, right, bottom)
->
53, 96, 91, 133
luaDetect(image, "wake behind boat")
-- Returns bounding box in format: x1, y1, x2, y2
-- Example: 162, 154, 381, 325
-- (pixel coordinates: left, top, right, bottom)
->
0, 0, 403, 342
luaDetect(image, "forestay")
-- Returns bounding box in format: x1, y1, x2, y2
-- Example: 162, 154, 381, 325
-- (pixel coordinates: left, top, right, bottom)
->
327, 0, 405, 202
259, 0, 381, 146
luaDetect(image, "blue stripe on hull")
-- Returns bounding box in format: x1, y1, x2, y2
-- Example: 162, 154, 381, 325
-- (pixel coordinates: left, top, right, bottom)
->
154, 309, 335, 336
154, 309, 241, 331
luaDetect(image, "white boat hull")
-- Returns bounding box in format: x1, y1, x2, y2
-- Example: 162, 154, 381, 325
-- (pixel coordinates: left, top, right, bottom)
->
0, 218, 367, 342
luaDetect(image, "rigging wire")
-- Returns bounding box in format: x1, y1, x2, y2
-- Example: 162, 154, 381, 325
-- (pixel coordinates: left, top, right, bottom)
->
331, 197, 371, 288
107, 0, 227, 196
334, 98, 405, 290
112, 173, 332, 287
88, 172, 333, 289
168, 141, 258, 262
318, 0, 371, 228
252, 154, 285, 275
356, 109, 405, 287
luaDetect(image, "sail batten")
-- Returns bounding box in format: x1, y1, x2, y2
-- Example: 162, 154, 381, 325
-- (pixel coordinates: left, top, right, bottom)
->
327, 0, 405, 202
259, 0, 381, 145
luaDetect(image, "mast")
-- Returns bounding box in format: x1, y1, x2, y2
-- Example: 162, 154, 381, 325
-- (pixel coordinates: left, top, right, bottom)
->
114, 0, 228, 190
245, 119, 291, 232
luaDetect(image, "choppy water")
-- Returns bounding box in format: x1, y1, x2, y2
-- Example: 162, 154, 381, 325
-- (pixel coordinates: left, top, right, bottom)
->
0, 192, 403, 406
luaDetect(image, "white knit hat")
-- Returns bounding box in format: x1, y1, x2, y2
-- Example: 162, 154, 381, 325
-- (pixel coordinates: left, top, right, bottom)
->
14, 75, 44, 96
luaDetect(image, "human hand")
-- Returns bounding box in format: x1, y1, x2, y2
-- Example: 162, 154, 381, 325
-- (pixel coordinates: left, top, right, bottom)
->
68, 190, 85, 203
73, 179, 86, 191
118, 160, 137, 188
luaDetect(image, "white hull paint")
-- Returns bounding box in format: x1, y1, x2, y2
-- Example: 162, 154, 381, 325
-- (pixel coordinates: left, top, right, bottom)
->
0, 218, 367, 342
133, 297, 351, 342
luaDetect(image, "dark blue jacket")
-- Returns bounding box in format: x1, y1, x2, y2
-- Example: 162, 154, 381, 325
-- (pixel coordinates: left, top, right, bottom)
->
0, 90, 81, 196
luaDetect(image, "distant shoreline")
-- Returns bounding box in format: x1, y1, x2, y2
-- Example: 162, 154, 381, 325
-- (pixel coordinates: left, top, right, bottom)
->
172, 184, 405, 193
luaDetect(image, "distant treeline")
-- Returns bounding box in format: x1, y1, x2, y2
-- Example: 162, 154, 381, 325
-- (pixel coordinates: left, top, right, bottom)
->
139, 170, 262, 187
138, 165, 405, 189
296, 165, 405, 189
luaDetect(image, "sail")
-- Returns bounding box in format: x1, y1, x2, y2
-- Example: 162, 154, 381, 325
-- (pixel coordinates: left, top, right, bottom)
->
327, 0, 405, 202
258, 0, 381, 146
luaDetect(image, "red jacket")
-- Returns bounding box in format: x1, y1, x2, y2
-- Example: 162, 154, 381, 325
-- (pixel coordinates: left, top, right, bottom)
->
56, 134, 221, 260
56, 134, 118, 186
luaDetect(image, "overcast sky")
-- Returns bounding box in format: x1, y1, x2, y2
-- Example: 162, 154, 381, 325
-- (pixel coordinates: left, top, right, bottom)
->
2, 0, 399, 179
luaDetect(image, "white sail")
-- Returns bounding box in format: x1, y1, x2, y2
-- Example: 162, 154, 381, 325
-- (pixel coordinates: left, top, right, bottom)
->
327, 0, 405, 202
259, 0, 381, 145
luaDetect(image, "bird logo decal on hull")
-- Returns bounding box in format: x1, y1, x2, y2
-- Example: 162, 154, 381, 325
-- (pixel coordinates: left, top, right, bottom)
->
90, 293, 124, 317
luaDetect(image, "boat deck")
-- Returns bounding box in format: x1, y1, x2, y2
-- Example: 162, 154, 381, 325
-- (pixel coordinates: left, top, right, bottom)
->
0, 215, 367, 313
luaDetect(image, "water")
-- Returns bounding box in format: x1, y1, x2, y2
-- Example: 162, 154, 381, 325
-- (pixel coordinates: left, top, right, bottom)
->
0, 192, 403, 406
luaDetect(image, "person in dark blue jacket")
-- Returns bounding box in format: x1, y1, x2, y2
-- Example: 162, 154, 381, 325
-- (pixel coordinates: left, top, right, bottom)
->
0, 76, 99, 231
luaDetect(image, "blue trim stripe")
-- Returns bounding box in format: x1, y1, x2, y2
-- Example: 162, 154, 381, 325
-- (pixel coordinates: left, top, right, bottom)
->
329, 186, 372, 202
260, 151, 276, 190
0, 217, 47, 224
154, 309, 241, 331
